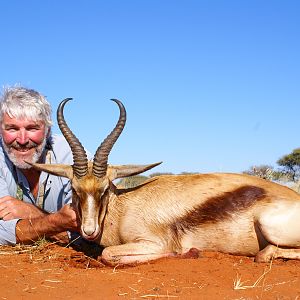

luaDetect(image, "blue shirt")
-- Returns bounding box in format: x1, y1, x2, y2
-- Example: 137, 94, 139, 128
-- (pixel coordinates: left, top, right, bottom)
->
0, 134, 74, 245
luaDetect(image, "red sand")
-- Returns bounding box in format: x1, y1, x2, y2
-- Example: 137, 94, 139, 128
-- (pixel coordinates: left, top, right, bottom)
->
0, 244, 299, 299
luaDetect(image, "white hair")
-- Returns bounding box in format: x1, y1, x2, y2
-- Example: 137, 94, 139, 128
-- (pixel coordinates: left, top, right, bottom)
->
0, 86, 52, 128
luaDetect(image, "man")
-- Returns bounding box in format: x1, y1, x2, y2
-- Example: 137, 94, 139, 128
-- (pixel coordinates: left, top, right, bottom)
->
0, 86, 79, 245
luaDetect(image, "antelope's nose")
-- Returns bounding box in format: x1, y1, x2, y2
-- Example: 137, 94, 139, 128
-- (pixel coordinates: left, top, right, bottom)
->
81, 222, 100, 240
82, 226, 96, 236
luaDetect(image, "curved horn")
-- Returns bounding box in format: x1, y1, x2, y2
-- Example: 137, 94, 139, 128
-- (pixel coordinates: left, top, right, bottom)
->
93, 99, 126, 178
57, 98, 88, 178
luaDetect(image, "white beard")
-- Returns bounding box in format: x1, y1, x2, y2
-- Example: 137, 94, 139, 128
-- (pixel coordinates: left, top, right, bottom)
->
2, 137, 47, 169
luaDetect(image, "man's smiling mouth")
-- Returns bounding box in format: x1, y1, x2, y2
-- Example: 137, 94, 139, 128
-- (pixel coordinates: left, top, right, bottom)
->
11, 146, 35, 154
16, 148, 31, 152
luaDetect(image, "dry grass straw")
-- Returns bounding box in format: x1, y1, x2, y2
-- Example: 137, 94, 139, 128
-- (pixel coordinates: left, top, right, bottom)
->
233, 253, 274, 291
0, 237, 105, 270
0, 236, 55, 255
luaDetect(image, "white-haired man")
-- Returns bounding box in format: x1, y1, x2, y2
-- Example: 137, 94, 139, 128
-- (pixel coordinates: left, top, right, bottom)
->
0, 86, 79, 245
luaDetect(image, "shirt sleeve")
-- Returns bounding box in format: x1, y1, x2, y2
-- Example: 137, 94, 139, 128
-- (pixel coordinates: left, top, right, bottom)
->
0, 175, 10, 198
0, 152, 15, 198
0, 157, 19, 245
0, 219, 18, 245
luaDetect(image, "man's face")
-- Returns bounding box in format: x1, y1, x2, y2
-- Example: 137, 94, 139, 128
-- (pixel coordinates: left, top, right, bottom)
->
0, 113, 48, 169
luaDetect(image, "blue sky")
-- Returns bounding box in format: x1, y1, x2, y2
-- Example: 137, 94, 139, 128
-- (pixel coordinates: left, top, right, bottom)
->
1, 1, 299, 174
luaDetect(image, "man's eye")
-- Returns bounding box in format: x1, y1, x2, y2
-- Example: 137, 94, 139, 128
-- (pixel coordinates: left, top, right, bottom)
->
6, 128, 17, 132
27, 127, 40, 131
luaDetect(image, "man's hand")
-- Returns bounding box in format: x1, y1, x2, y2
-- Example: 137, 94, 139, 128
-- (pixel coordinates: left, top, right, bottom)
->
52, 203, 80, 232
16, 204, 80, 244
0, 196, 45, 220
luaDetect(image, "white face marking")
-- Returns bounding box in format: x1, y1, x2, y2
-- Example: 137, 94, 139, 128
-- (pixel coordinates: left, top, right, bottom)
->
81, 194, 99, 237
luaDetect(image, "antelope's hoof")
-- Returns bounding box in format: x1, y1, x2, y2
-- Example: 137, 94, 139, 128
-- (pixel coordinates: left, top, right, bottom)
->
255, 245, 276, 263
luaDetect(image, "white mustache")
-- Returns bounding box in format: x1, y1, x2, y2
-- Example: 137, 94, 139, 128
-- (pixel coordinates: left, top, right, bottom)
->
8, 141, 38, 150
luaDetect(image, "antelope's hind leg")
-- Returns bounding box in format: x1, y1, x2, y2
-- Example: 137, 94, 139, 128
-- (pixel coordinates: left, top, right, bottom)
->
101, 241, 175, 266
255, 244, 300, 262
255, 201, 300, 262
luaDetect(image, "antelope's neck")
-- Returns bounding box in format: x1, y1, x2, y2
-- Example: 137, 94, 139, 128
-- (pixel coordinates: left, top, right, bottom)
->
100, 192, 124, 246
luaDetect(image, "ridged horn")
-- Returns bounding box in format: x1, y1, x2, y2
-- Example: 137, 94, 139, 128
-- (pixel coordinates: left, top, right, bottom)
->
93, 99, 126, 178
57, 98, 88, 178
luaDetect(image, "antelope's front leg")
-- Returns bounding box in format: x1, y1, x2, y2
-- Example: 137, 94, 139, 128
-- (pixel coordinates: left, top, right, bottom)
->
101, 241, 174, 266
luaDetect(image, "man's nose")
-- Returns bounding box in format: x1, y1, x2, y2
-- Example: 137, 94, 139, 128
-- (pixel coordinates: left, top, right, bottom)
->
16, 130, 29, 144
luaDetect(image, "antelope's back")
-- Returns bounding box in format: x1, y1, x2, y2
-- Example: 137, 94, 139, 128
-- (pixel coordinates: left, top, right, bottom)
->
119, 173, 300, 220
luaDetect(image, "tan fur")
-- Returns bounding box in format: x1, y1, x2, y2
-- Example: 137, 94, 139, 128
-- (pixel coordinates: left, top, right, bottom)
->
30, 161, 300, 266
80, 171, 300, 265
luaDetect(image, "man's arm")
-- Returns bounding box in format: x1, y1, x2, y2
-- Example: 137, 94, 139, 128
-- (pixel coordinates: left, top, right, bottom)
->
16, 204, 79, 244
0, 196, 45, 220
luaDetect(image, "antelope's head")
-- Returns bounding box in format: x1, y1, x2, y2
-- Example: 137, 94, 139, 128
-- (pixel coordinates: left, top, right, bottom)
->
28, 98, 160, 241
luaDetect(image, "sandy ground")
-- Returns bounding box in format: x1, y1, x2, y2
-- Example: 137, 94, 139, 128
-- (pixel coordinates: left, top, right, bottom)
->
0, 243, 299, 300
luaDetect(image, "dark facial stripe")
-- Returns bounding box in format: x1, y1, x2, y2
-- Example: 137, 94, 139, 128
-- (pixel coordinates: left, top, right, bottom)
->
171, 185, 266, 237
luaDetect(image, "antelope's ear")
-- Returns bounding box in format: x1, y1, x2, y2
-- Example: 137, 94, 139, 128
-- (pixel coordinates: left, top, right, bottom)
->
107, 162, 162, 181
26, 162, 74, 179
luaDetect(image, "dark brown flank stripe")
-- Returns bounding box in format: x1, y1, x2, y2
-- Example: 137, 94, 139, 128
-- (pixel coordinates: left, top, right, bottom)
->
171, 185, 266, 237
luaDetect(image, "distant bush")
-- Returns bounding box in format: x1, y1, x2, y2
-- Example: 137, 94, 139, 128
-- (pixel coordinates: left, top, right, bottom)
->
117, 175, 148, 189
149, 172, 173, 178
291, 180, 300, 193
243, 165, 276, 180
242, 164, 295, 190
180, 171, 198, 175
277, 148, 300, 181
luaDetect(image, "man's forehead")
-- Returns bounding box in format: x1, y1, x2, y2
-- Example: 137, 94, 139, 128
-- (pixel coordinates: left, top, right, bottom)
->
2, 113, 45, 126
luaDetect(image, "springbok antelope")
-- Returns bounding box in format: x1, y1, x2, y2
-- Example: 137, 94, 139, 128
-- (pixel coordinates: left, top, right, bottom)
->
29, 98, 300, 266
